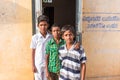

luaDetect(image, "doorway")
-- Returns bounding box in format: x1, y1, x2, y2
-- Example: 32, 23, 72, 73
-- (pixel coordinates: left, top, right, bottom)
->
33, 0, 82, 42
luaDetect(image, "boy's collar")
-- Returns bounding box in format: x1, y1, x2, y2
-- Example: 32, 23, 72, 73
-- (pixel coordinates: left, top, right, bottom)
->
64, 42, 76, 51
38, 32, 51, 38
51, 38, 63, 44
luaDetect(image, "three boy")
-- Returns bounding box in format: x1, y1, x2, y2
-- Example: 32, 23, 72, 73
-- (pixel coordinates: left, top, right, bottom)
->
30, 15, 87, 80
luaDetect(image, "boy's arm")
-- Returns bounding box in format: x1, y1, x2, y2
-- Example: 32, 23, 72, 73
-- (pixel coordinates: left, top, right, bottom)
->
45, 41, 51, 78
32, 49, 37, 73
45, 54, 50, 78
80, 63, 86, 80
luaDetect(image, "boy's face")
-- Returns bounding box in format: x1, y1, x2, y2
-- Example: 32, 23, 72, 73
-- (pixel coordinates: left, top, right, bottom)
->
62, 30, 74, 44
38, 21, 48, 34
52, 27, 61, 38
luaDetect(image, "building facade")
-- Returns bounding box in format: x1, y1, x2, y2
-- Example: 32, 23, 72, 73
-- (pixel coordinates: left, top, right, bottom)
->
0, 0, 120, 80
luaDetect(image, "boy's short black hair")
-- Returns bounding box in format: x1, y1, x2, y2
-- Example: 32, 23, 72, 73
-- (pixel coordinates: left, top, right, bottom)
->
61, 25, 75, 36
37, 15, 49, 24
51, 23, 61, 30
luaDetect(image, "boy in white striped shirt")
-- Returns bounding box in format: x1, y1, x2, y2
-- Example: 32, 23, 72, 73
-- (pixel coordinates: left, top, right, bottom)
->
59, 25, 87, 80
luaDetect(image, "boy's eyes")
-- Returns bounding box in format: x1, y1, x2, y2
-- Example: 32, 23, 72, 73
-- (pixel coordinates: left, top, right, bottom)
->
52, 30, 60, 32
64, 34, 68, 36
40, 24, 47, 26
64, 34, 73, 36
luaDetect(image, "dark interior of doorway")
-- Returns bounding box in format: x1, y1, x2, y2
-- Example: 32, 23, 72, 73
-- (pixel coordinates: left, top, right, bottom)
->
42, 0, 76, 30
43, 7, 54, 30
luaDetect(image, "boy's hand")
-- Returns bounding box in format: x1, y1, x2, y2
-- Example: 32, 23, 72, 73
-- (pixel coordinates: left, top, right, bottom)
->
74, 42, 80, 50
32, 65, 37, 73
46, 70, 50, 78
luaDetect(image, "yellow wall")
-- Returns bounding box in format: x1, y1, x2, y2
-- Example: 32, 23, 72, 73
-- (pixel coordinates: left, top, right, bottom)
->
0, 0, 33, 80
82, 0, 120, 80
